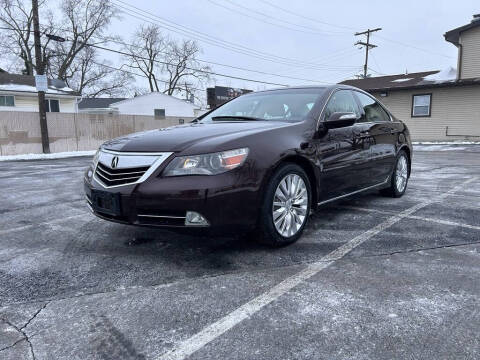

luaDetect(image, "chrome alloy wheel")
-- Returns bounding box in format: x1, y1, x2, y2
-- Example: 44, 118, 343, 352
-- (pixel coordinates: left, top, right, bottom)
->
272, 174, 309, 237
395, 155, 408, 193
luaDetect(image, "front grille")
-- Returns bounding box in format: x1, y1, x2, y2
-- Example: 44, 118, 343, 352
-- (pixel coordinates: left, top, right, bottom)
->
95, 162, 150, 187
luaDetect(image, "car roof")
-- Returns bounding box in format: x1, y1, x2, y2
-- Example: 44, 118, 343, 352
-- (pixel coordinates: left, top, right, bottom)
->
244, 84, 360, 95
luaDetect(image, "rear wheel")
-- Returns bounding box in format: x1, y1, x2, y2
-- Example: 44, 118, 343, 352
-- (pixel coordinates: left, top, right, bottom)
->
257, 163, 311, 247
380, 150, 409, 198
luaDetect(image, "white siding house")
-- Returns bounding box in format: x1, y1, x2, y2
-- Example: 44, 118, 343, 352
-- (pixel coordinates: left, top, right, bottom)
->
0, 73, 79, 113
110, 92, 202, 118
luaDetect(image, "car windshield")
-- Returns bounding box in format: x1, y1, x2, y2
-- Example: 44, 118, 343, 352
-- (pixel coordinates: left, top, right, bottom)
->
200, 88, 325, 123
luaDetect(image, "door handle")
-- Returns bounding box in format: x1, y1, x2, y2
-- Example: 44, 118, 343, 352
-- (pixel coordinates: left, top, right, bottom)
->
358, 131, 370, 139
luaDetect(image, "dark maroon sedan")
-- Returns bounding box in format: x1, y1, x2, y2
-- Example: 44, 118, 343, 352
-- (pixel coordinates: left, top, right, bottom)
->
84, 85, 412, 246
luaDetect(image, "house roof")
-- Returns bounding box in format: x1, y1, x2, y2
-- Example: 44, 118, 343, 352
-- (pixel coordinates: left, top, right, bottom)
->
445, 14, 480, 46
78, 97, 126, 109
340, 67, 480, 92
110, 92, 201, 109
0, 73, 80, 96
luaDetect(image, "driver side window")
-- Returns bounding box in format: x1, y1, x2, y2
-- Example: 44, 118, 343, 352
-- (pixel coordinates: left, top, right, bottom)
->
323, 90, 359, 121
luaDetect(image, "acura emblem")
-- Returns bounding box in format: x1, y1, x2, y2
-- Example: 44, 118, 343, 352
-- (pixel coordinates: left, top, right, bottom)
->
111, 156, 119, 168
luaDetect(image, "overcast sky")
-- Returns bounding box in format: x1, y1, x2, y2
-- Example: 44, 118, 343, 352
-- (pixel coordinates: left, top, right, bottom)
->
107, 0, 478, 92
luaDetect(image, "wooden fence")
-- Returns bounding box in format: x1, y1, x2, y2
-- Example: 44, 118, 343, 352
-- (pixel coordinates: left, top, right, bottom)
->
0, 111, 192, 155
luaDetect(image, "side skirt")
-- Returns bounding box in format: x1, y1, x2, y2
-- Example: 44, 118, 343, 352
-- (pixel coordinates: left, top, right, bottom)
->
317, 177, 390, 207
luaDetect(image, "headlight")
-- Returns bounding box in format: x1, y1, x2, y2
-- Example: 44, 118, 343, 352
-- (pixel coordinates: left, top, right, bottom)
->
92, 149, 101, 167
163, 148, 249, 176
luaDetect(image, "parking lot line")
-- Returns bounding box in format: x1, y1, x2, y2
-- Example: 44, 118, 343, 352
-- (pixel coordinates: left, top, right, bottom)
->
157, 177, 477, 360
0, 213, 90, 236
337, 205, 480, 231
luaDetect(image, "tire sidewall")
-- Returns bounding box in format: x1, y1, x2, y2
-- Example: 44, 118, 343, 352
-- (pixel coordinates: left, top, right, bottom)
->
392, 150, 409, 197
260, 163, 312, 246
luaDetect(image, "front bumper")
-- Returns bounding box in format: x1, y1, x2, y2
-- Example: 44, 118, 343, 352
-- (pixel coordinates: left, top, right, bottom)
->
84, 166, 261, 231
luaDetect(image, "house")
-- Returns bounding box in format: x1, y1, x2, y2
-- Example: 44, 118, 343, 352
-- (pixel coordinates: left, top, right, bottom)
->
0, 73, 80, 113
341, 14, 480, 142
109, 92, 205, 119
77, 97, 126, 114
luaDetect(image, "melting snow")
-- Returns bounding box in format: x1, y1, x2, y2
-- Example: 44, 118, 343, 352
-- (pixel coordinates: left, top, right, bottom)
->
391, 78, 413, 83
423, 67, 457, 82
0, 84, 75, 94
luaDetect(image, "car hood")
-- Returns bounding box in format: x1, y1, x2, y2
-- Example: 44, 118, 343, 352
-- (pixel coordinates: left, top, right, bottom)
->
101, 121, 295, 153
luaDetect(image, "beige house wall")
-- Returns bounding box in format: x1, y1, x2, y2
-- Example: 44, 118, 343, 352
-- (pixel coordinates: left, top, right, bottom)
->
373, 85, 480, 141
459, 26, 480, 79
0, 112, 191, 155
0, 94, 77, 113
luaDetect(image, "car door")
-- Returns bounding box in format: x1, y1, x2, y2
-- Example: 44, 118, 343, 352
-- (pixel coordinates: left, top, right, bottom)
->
315, 89, 374, 201
353, 91, 398, 185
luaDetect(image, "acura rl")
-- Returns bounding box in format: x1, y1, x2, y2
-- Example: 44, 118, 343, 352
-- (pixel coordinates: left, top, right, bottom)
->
84, 85, 412, 246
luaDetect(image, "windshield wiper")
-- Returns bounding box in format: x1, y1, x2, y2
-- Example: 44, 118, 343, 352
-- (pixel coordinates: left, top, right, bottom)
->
211, 115, 262, 121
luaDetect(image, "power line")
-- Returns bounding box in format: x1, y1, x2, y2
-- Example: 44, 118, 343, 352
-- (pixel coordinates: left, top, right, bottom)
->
87, 36, 345, 81
375, 35, 454, 59
0, 24, 356, 86
208, 0, 349, 36
111, 0, 357, 71
90, 61, 204, 92
355, 28, 382, 78
258, 0, 357, 31
76, 41, 292, 87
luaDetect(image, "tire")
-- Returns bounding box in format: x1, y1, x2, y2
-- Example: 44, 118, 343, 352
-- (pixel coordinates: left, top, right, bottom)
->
256, 163, 312, 247
380, 150, 409, 198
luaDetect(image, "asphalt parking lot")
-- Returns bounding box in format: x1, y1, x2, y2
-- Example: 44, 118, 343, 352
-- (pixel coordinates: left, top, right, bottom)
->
1, 145, 479, 360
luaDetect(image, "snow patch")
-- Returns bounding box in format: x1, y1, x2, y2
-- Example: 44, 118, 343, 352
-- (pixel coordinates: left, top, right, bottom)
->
0, 150, 95, 161
0, 83, 75, 95
391, 78, 413, 83
423, 67, 456, 83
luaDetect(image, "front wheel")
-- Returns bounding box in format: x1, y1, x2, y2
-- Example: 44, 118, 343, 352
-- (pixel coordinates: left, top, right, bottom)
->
380, 150, 409, 198
256, 163, 311, 247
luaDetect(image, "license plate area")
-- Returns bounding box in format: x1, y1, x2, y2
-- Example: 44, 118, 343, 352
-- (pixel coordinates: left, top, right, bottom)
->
91, 190, 122, 216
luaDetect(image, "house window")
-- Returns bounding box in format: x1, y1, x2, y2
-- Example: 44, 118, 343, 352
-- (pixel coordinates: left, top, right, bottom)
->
44, 99, 60, 112
0, 95, 15, 106
412, 94, 431, 117
154, 109, 165, 119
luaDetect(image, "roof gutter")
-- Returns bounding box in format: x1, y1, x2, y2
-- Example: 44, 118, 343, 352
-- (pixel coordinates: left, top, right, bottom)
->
0, 90, 79, 98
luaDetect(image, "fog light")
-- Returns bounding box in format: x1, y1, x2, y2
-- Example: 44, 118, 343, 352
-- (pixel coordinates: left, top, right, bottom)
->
87, 169, 93, 178
185, 211, 209, 226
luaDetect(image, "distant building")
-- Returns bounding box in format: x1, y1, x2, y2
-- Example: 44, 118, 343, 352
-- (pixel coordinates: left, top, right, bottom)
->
109, 92, 204, 118
207, 86, 252, 109
0, 73, 79, 113
341, 14, 480, 142
78, 98, 126, 114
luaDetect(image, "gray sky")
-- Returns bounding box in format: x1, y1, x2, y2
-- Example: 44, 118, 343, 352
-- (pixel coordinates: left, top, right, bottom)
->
107, 0, 478, 92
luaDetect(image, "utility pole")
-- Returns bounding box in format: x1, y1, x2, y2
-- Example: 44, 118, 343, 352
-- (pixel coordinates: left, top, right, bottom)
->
32, 0, 50, 153
355, 27, 381, 78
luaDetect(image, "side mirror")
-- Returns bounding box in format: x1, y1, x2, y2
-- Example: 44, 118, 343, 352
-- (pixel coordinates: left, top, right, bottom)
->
324, 112, 356, 129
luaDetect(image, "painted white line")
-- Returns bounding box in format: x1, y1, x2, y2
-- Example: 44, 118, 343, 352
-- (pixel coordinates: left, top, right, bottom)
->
0, 213, 91, 236
339, 205, 480, 231
157, 177, 477, 360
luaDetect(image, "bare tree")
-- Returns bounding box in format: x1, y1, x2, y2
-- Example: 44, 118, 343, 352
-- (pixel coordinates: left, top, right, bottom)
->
163, 39, 210, 96
50, 0, 119, 80
124, 24, 211, 100
0, 0, 56, 74
60, 46, 132, 98
0, 0, 131, 97
124, 24, 166, 92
